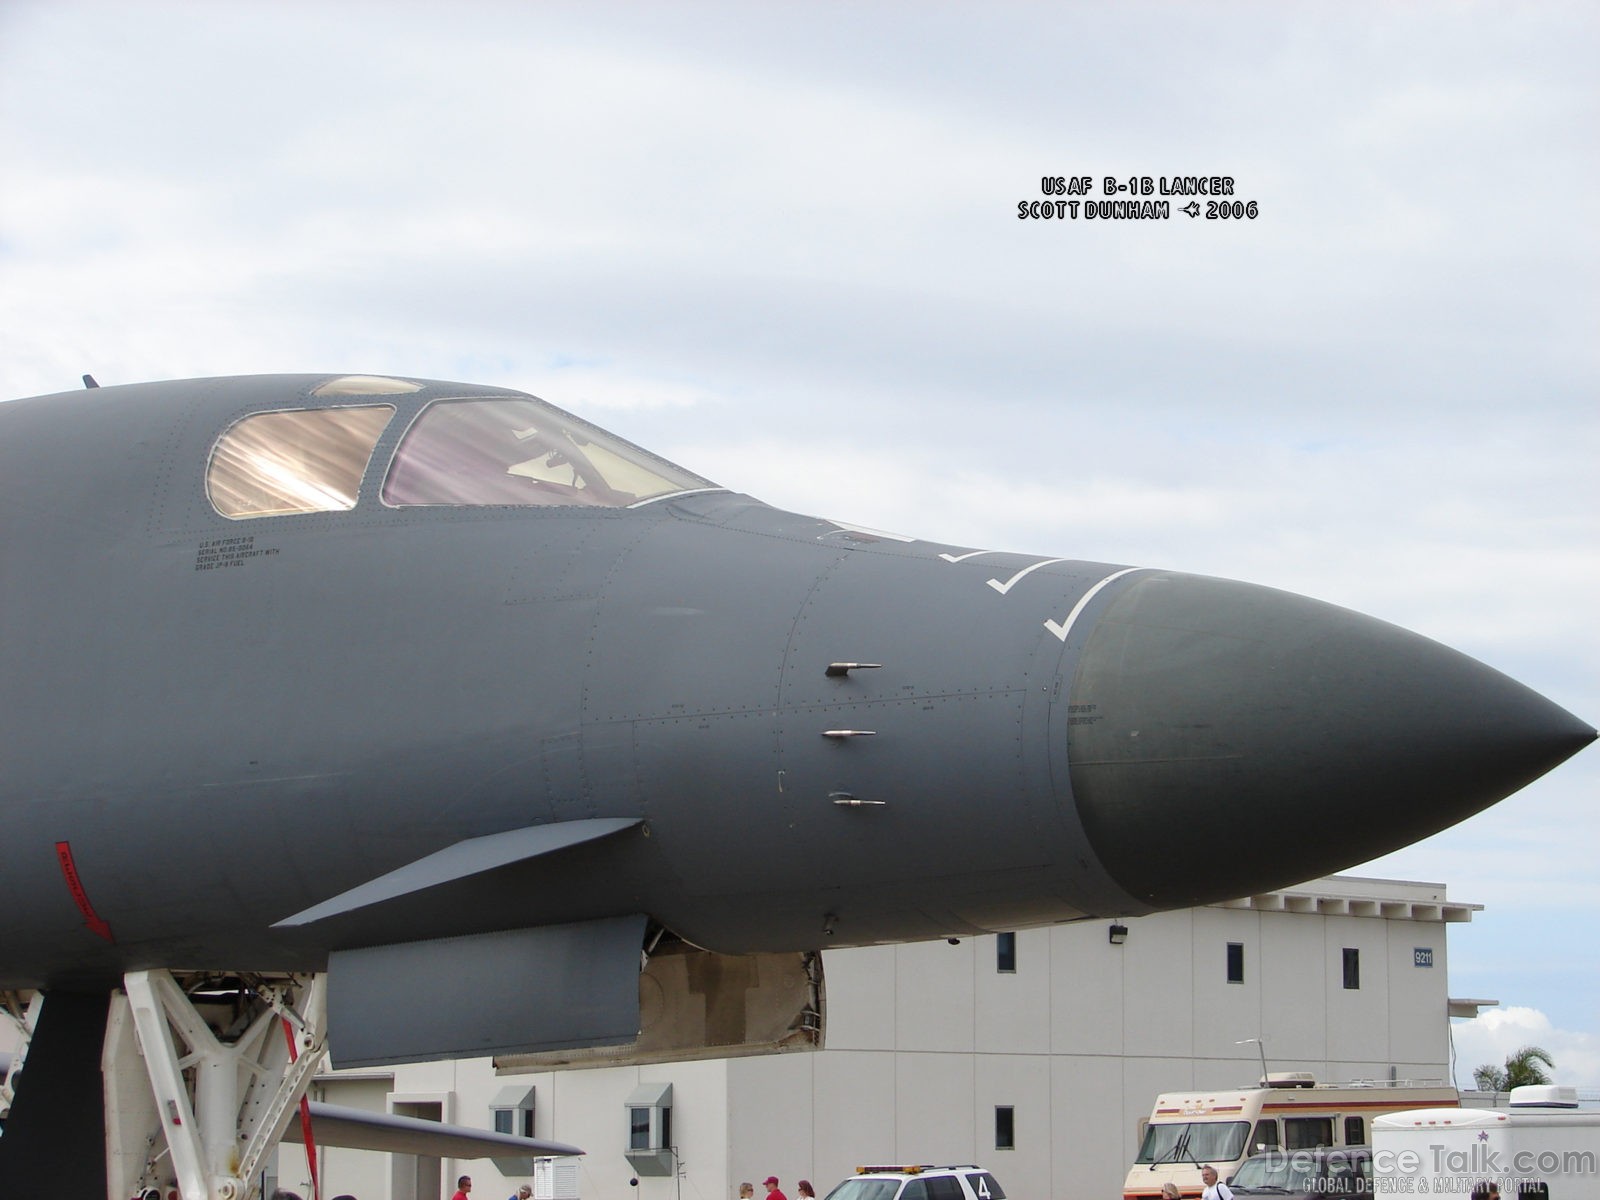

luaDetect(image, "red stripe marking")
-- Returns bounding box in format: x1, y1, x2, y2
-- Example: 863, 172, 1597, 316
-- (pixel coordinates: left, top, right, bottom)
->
284, 1018, 321, 1200
54, 840, 115, 942
1261, 1099, 1458, 1112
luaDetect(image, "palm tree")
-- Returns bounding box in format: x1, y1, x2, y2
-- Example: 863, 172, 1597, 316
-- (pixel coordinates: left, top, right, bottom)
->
1472, 1045, 1555, 1092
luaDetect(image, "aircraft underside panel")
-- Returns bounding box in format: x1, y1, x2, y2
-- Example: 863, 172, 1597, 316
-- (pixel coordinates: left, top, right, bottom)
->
327, 913, 647, 1067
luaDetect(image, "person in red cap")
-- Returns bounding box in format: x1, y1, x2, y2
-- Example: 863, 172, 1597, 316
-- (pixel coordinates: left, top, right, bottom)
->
765, 1177, 788, 1200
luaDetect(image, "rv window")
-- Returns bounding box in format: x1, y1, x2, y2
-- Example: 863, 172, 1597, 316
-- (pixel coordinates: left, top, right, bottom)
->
1285, 1116, 1334, 1150
1344, 1115, 1364, 1145
1252, 1118, 1280, 1151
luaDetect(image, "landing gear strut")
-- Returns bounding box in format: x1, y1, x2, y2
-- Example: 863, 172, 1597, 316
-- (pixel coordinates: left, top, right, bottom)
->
104, 971, 328, 1200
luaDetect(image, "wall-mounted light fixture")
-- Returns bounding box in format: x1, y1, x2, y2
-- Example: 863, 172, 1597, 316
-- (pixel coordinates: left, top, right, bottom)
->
1108, 922, 1129, 945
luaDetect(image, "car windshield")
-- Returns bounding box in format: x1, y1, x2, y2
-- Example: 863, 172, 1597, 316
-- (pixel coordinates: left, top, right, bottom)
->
1230, 1151, 1370, 1194
821, 1182, 901, 1200
1231, 1154, 1317, 1191
1135, 1121, 1251, 1165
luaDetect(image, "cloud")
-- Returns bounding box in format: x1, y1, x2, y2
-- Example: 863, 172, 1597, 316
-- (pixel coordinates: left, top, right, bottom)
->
1453, 1008, 1600, 1091
0, 0, 1594, 1078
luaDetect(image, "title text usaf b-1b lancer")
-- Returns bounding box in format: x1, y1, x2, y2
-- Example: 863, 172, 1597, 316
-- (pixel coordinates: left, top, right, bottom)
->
0, 374, 1591, 1199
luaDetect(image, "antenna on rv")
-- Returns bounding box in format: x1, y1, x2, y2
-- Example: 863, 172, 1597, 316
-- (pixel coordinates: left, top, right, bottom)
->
1237, 1037, 1268, 1084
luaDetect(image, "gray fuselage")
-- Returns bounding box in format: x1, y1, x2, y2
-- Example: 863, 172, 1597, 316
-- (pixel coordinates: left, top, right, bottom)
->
1, 375, 1591, 989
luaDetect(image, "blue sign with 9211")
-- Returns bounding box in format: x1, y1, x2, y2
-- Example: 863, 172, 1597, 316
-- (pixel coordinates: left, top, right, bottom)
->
1414, 947, 1434, 967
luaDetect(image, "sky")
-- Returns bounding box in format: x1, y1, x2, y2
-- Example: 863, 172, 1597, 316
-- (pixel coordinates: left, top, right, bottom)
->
1, 1, 1595, 1088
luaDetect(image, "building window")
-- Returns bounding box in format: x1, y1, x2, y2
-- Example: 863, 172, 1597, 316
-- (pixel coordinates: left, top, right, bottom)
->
1227, 942, 1245, 984
1343, 947, 1360, 990
489, 1084, 540, 1175
629, 1107, 651, 1151
490, 1085, 535, 1138
627, 1104, 670, 1151
995, 1105, 1015, 1150
623, 1082, 674, 1177
996, 932, 1016, 973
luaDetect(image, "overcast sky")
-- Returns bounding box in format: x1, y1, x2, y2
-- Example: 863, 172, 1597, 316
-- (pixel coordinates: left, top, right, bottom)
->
2, 1, 1595, 1088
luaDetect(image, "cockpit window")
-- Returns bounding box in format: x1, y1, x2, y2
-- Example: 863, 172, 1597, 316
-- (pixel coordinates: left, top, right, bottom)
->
381, 397, 715, 508
207, 406, 396, 519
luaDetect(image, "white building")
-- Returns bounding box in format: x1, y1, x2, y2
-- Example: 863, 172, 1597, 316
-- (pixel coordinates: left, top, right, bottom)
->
278, 875, 1478, 1200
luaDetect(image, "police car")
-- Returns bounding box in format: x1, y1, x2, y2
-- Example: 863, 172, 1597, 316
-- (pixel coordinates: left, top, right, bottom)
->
819, 1165, 1007, 1200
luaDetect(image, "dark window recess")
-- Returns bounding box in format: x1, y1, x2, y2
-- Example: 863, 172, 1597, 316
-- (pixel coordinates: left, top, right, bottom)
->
996, 932, 1017, 973
629, 1107, 651, 1151
1343, 947, 1360, 990
494, 1106, 532, 1137
995, 1105, 1015, 1150
1227, 942, 1245, 984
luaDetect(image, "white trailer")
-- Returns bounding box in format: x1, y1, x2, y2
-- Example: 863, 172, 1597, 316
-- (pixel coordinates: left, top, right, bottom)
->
1373, 1086, 1600, 1196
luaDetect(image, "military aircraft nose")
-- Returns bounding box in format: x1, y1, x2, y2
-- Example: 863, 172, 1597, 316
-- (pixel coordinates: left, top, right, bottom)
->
1065, 572, 1596, 909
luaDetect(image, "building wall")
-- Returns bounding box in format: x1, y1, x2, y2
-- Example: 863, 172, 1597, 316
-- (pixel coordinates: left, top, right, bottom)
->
298, 877, 1466, 1200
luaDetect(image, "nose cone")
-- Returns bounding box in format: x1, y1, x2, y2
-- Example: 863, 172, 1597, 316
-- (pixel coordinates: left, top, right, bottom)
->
1067, 572, 1595, 909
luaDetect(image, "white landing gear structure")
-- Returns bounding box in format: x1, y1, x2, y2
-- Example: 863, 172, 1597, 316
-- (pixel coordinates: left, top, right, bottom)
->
3, 967, 579, 1199
0, 991, 45, 1121
104, 971, 328, 1200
